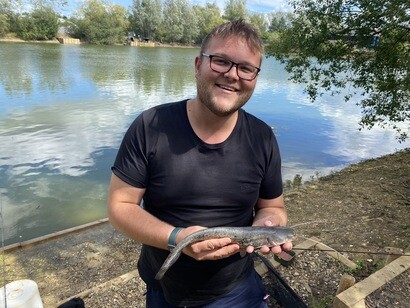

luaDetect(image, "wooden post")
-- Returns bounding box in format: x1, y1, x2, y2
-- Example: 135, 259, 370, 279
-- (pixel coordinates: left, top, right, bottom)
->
333, 255, 410, 308
336, 274, 355, 295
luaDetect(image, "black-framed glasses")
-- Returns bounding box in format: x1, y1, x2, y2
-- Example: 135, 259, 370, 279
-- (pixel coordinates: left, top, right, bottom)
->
201, 53, 260, 81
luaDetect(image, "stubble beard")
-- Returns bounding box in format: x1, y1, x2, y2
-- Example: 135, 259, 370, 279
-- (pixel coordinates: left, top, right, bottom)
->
196, 80, 253, 118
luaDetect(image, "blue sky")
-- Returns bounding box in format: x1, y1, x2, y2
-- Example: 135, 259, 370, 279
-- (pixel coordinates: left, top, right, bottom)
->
66, 0, 291, 15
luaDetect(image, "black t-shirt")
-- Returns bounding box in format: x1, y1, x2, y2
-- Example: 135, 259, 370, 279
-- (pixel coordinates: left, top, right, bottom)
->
112, 99, 283, 306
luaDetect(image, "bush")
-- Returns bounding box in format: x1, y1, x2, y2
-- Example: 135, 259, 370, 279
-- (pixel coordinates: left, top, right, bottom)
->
16, 7, 59, 40
69, 0, 128, 45
0, 13, 8, 37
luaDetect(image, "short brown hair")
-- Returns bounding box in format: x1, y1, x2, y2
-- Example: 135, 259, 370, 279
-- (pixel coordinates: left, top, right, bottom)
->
200, 18, 264, 56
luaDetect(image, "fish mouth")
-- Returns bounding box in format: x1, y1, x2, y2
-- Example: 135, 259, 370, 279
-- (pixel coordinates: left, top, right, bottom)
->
269, 228, 296, 245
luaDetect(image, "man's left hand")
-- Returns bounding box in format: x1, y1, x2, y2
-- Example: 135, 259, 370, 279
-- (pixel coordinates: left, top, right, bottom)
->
246, 215, 293, 255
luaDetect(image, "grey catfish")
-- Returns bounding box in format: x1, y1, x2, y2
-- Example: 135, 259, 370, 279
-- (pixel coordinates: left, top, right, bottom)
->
155, 226, 295, 280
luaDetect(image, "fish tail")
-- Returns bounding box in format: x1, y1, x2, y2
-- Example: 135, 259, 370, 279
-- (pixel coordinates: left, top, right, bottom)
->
155, 250, 182, 280
155, 269, 165, 280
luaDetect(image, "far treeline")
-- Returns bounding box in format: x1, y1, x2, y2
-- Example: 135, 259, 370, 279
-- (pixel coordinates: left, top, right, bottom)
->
0, 0, 287, 45
1, 0, 408, 141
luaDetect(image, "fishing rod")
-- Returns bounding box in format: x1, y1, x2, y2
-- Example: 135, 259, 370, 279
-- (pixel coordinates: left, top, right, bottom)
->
289, 222, 410, 257
291, 247, 410, 257
1, 195, 7, 308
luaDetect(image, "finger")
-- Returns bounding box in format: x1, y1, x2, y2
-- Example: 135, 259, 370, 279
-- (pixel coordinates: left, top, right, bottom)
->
190, 238, 232, 254
199, 243, 240, 261
270, 245, 282, 255
264, 220, 273, 227
259, 245, 271, 254
282, 242, 293, 251
204, 238, 232, 250
246, 246, 254, 254
253, 215, 275, 226
213, 244, 240, 258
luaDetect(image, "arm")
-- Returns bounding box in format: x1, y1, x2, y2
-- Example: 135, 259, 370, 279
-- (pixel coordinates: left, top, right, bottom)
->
247, 194, 293, 254
107, 173, 173, 250
107, 173, 239, 258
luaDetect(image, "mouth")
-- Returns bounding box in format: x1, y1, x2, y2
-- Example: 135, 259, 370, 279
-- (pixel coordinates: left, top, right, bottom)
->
216, 83, 239, 93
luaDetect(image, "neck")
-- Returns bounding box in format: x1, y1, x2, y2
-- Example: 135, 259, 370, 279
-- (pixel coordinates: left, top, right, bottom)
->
187, 99, 238, 144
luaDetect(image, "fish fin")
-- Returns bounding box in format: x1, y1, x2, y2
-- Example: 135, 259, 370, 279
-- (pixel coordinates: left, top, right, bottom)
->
240, 250, 247, 258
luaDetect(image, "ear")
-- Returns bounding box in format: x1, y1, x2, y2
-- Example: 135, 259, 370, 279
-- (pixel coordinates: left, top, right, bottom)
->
194, 56, 201, 77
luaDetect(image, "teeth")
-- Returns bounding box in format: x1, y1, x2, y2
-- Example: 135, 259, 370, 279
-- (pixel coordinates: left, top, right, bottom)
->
219, 84, 236, 91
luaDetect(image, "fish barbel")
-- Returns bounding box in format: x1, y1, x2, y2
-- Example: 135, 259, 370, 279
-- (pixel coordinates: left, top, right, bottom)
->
155, 226, 295, 280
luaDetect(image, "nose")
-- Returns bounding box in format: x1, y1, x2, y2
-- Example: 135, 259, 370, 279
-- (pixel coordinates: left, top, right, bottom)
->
223, 64, 240, 80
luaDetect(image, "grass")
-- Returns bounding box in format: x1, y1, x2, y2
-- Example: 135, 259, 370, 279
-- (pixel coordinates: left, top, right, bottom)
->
343, 258, 385, 279
310, 295, 334, 308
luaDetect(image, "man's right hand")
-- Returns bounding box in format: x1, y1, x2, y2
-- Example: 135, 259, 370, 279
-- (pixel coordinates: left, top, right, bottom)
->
177, 226, 241, 261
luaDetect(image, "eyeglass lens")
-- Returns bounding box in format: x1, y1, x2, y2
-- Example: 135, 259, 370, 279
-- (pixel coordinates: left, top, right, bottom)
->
209, 55, 259, 80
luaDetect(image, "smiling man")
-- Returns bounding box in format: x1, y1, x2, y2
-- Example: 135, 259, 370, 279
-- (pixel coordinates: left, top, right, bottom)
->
107, 19, 291, 307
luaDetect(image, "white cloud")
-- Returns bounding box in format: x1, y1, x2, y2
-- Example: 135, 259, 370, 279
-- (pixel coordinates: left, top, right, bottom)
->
0, 78, 196, 178
315, 92, 409, 161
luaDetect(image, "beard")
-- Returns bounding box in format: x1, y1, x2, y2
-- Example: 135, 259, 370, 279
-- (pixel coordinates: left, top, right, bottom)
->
196, 77, 254, 117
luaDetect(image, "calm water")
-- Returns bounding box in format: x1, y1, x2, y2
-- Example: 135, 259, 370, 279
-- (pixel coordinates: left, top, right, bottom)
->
0, 42, 408, 245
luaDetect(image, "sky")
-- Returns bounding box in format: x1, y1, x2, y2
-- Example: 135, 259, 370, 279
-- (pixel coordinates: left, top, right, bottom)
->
65, 0, 291, 15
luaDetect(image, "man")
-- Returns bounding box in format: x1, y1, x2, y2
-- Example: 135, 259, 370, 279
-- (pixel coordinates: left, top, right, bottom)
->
107, 19, 292, 307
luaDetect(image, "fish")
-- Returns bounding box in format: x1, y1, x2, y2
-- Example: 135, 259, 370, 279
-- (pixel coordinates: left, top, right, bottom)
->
155, 226, 295, 280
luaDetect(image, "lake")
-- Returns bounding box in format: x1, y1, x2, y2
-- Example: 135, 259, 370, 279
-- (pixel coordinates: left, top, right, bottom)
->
0, 42, 408, 246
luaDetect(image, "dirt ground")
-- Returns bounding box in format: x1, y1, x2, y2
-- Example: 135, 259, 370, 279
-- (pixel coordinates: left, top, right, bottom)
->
285, 148, 409, 253
1, 149, 409, 307
264, 148, 410, 307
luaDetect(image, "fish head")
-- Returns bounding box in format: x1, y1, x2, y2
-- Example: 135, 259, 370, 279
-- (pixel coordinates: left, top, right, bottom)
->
266, 227, 296, 246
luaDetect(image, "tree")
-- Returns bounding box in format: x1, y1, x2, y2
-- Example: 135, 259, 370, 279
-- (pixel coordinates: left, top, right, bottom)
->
30, 0, 67, 10
162, 0, 183, 42
224, 0, 248, 21
193, 2, 224, 44
268, 12, 292, 33
0, 0, 16, 37
0, 11, 9, 37
180, 3, 199, 44
162, 0, 198, 44
129, 0, 162, 40
16, 6, 59, 40
71, 0, 128, 45
266, 0, 410, 141
249, 13, 268, 39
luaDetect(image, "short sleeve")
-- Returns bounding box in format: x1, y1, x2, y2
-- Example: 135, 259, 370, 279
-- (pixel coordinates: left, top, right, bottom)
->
112, 114, 149, 188
258, 129, 283, 199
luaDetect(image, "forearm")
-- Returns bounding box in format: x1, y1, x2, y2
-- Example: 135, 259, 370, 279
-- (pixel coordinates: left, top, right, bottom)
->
108, 199, 238, 259
108, 201, 173, 250
107, 174, 174, 250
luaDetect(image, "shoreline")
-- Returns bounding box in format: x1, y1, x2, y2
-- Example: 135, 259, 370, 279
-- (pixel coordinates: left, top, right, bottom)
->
1, 148, 408, 251
0, 219, 109, 253
0, 37, 198, 48
0, 37, 60, 44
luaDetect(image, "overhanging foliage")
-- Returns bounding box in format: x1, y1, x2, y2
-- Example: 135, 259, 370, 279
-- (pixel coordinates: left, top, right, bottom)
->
266, 0, 410, 141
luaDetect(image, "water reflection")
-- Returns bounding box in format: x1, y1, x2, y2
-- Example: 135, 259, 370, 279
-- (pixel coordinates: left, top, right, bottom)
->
80, 45, 136, 83
248, 59, 409, 179
0, 43, 35, 97
0, 44, 201, 245
0, 43, 408, 245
